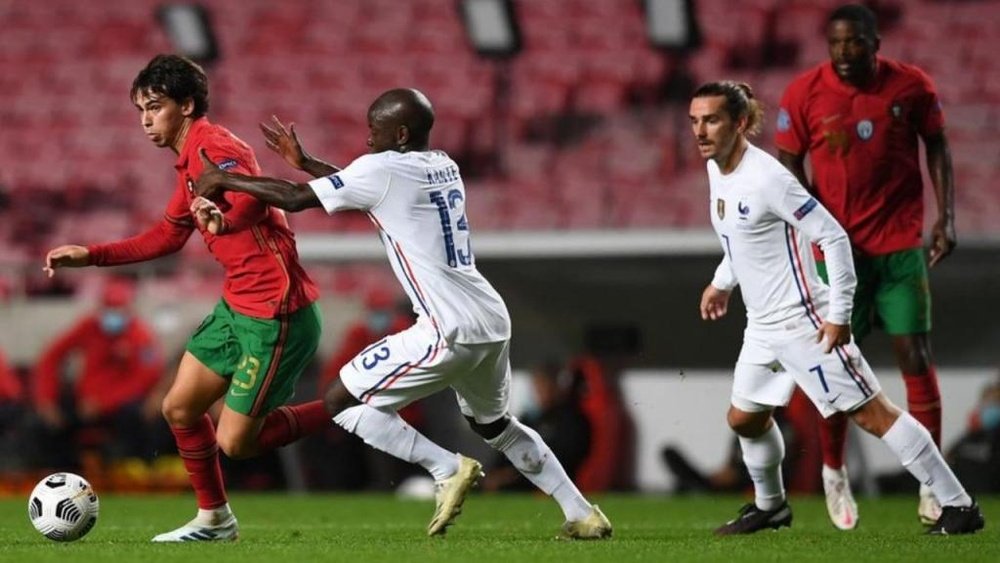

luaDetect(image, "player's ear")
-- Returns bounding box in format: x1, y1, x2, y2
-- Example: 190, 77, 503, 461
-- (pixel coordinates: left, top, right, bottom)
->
397, 125, 410, 146
872, 35, 881, 53
180, 97, 196, 118
737, 115, 749, 135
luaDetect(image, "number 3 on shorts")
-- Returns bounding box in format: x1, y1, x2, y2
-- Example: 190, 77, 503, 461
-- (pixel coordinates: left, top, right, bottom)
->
361, 346, 391, 370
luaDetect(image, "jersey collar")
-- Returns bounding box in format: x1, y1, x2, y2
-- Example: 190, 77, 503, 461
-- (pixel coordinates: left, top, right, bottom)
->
175, 117, 211, 171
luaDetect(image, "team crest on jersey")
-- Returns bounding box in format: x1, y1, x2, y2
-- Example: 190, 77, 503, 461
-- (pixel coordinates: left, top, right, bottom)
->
716, 198, 725, 220
890, 103, 903, 120
777, 108, 791, 132
856, 119, 874, 141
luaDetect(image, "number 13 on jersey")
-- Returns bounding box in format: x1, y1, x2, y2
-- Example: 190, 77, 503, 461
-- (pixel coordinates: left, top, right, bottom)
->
430, 189, 473, 268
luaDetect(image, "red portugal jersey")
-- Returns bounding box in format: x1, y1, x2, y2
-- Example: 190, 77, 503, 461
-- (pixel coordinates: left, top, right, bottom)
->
87, 118, 319, 318
775, 57, 945, 256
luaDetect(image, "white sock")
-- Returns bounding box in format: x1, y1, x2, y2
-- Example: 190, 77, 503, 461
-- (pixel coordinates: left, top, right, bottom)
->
486, 416, 592, 521
880, 412, 972, 507
738, 422, 786, 511
196, 503, 232, 525
334, 404, 459, 481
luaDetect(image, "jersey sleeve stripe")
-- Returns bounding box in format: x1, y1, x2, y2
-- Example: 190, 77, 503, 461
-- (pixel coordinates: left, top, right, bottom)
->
784, 224, 824, 328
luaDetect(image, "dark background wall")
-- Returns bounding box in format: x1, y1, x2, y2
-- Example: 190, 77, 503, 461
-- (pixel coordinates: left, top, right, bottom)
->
480, 247, 1000, 369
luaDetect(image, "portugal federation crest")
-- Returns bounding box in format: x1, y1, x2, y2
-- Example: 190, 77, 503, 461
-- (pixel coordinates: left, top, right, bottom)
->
856, 119, 874, 141
716, 198, 725, 220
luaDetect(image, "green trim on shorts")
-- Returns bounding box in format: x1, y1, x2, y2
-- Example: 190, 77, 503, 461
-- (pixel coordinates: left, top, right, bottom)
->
816, 248, 931, 340
186, 300, 322, 417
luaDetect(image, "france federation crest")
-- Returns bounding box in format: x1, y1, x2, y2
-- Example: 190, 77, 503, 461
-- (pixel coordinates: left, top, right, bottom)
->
716, 198, 725, 220
856, 119, 874, 141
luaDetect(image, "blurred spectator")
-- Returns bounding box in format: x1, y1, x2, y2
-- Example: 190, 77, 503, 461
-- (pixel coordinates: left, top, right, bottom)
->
572, 353, 637, 491
946, 378, 1000, 494
662, 388, 823, 494
483, 361, 591, 491
31, 277, 165, 469
303, 288, 422, 490
317, 288, 414, 394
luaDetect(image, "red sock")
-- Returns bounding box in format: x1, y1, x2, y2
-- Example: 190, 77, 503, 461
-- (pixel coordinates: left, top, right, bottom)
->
903, 368, 942, 446
256, 400, 330, 451
819, 412, 848, 469
172, 414, 227, 509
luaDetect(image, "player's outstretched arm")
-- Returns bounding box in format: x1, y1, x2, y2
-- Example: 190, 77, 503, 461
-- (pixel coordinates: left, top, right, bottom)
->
43, 245, 90, 277
259, 115, 340, 178
196, 149, 322, 212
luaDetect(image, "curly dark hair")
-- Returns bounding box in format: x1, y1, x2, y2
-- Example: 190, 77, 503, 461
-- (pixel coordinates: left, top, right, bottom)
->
828, 4, 879, 38
130, 54, 209, 117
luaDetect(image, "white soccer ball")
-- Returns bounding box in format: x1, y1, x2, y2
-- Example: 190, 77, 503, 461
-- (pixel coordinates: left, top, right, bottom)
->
28, 472, 100, 542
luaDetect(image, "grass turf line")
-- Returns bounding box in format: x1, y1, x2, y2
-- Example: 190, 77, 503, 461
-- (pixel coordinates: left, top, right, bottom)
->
1, 494, 997, 562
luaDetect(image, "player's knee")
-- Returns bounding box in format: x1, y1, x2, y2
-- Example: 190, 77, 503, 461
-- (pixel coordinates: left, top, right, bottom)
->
727, 407, 770, 437
323, 381, 360, 417
465, 414, 511, 440
161, 397, 198, 427
216, 431, 256, 460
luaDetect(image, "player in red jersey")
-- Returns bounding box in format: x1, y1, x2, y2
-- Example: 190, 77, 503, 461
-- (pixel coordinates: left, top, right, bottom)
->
43, 54, 329, 541
775, 4, 956, 529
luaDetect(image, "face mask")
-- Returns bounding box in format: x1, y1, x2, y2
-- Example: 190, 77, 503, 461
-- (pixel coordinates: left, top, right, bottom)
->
100, 311, 128, 335
367, 311, 392, 334
980, 404, 1000, 432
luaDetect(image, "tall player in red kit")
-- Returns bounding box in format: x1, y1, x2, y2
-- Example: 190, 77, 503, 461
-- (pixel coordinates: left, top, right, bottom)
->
43, 54, 329, 541
776, 5, 956, 529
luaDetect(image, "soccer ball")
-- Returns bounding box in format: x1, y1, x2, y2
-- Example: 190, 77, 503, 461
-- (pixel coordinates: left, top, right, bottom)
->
28, 472, 99, 542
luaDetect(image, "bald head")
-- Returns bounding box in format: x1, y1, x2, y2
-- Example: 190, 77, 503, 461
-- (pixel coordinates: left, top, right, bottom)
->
366, 88, 435, 153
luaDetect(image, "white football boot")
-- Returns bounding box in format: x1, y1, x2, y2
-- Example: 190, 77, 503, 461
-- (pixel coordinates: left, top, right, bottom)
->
918, 484, 943, 526
152, 509, 239, 542
427, 455, 483, 536
822, 465, 859, 530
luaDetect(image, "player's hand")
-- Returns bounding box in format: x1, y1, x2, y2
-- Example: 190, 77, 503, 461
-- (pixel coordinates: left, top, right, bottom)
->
260, 115, 308, 171
816, 321, 851, 353
700, 284, 731, 321
44, 245, 90, 277
928, 216, 956, 268
190, 196, 225, 235
195, 148, 227, 199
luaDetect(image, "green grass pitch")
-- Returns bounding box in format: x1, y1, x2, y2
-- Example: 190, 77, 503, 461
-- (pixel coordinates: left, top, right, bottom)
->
2, 494, 998, 562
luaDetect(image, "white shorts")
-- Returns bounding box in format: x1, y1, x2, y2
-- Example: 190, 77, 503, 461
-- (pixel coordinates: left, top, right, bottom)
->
731, 321, 881, 418
339, 319, 510, 424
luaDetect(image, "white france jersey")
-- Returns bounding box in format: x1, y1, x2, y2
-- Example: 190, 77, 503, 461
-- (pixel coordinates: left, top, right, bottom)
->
707, 143, 857, 329
309, 150, 511, 344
